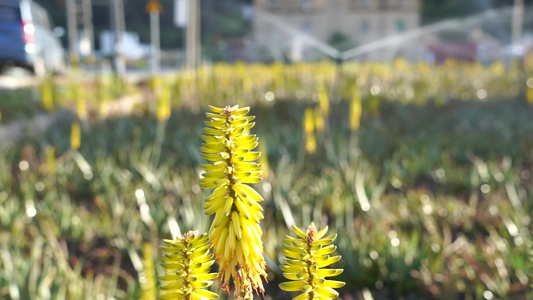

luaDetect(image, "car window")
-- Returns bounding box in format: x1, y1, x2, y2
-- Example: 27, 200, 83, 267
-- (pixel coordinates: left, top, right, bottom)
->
45, 11, 54, 28
31, 4, 51, 30
0, 5, 21, 23
30, 6, 41, 26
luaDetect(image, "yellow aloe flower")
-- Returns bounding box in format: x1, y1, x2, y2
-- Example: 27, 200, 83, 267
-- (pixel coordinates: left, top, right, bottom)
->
349, 87, 362, 132
41, 79, 54, 112
305, 132, 317, 155
45, 146, 56, 175
314, 106, 324, 133
279, 223, 345, 300
75, 85, 87, 120
157, 81, 172, 122
159, 231, 218, 300
318, 84, 330, 117
303, 108, 314, 136
70, 121, 81, 150
200, 105, 267, 298
303, 108, 316, 154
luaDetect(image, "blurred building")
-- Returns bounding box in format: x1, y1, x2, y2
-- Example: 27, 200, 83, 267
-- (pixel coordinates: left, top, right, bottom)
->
253, 0, 420, 61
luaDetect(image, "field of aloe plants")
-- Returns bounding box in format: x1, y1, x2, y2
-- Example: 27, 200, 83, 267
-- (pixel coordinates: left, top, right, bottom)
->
1, 58, 533, 299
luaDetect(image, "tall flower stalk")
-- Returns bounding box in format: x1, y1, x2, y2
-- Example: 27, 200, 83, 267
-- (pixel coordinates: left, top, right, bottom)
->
200, 105, 267, 298
159, 231, 218, 300
279, 223, 345, 300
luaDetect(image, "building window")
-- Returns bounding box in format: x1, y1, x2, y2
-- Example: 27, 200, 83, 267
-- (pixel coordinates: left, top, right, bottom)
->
302, 21, 312, 34
360, 0, 370, 7
395, 20, 405, 32
360, 20, 369, 35
269, 0, 275, 6
301, 0, 311, 12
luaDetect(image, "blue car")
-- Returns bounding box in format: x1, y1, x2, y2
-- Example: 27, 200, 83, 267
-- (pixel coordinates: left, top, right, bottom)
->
0, 0, 65, 75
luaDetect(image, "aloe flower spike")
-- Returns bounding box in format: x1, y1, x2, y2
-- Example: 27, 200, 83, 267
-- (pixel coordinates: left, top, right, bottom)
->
201, 105, 267, 298
279, 223, 345, 300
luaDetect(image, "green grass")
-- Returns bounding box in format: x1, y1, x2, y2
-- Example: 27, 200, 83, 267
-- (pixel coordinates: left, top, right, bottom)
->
1, 93, 532, 299
0, 88, 43, 122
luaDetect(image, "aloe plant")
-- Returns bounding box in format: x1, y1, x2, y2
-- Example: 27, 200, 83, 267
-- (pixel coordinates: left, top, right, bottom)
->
200, 105, 267, 299
159, 231, 218, 300
279, 223, 345, 300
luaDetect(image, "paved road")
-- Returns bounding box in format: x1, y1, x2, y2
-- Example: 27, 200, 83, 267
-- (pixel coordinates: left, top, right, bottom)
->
0, 67, 180, 90
0, 76, 40, 90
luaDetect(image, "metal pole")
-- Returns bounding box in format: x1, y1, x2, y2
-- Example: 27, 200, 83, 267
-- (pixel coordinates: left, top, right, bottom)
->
112, 0, 126, 75
512, 0, 524, 46
150, 12, 160, 74
196, 0, 201, 67
66, 0, 79, 63
174, 0, 188, 68
81, 0, 94, 59
186, 0, 200, 70
186, 0, 196, 70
